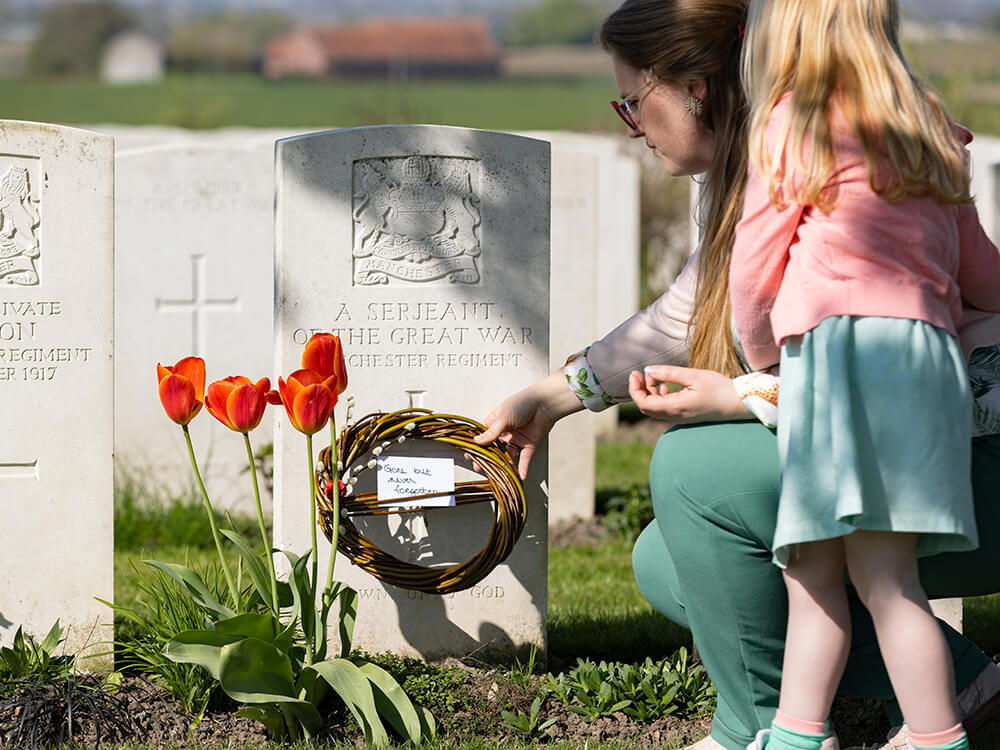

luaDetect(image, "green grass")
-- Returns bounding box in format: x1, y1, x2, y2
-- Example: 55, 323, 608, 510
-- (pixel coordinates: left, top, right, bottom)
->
548, 537, 691, 663
595, 439, 656, 514
0, 73, 619, 132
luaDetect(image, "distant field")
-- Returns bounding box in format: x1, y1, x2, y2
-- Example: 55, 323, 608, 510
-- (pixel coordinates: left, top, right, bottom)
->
0, 73, 620, 132
1, 37, 998, 135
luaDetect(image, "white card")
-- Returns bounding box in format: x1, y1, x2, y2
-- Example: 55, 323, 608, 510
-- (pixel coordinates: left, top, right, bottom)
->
377, 455, 456, 509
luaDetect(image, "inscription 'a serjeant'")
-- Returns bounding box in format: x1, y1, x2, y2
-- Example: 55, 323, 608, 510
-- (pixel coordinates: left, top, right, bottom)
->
352, 156, 482, 286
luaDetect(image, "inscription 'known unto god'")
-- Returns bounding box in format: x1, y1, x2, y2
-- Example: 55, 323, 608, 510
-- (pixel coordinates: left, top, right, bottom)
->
352, 156, 482, 286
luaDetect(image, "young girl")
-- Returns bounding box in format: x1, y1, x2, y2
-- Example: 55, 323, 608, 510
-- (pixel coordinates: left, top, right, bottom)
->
728, 1, 1000, 750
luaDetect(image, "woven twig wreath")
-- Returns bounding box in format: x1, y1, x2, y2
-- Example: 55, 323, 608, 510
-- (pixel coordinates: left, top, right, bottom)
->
315, 408, 527, 594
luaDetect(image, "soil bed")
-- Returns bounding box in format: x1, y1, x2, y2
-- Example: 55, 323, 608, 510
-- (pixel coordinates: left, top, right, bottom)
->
0, 670, 893, 750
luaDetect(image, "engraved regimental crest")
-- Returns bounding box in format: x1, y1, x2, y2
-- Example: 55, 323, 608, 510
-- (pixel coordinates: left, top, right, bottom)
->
0, 163, 40, 286
352, 156, 482, 285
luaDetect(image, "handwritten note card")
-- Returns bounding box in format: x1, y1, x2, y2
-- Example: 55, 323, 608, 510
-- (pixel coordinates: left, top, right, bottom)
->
377, 456, 456, 509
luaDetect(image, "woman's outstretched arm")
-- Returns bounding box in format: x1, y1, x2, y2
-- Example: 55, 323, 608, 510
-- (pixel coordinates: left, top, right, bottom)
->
473, 369, 583, 479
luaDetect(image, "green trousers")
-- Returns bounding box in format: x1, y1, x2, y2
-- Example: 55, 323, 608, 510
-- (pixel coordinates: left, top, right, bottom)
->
633, 421, 1000, 750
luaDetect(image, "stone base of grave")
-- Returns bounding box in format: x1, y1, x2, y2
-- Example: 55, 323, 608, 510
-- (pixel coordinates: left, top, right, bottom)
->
930, 597, 963, 633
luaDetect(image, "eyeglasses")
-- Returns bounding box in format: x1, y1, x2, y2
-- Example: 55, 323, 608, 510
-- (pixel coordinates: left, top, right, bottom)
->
611, 78, 653, 131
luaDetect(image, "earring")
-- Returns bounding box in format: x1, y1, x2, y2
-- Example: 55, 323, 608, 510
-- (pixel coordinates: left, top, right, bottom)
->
685, 95, 704, 118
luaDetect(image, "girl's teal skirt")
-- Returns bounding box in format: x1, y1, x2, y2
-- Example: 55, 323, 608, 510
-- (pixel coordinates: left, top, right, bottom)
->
774, 315, 978, 567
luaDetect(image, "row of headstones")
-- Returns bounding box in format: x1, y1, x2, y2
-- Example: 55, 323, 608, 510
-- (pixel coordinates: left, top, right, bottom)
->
0, 119, 643, 660
7, 118, 991, 660
109, 124, 640, 527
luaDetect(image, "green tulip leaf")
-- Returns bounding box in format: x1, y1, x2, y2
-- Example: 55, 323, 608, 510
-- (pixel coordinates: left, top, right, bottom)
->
39, 620, 62, 654
418, 706, 437, 740
324, 582, 357, 658
358, 661, 423, 743
288, 553, 317, 651
281, 701, 324, 738
275, 580, 294, 609
214, 613, 281, 645
220, 529, 275, 613
578, 386, 594, 398
308, 659, 389, 747
217, 637, 300, 703
145, 560, 236, 620
576, 369, 588, 383
236, 706, 287, 740
164, 629, 244, 680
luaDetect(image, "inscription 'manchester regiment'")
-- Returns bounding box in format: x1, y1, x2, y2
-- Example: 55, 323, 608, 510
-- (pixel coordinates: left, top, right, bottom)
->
0, 160, 41, 286
352, 156, 482, 286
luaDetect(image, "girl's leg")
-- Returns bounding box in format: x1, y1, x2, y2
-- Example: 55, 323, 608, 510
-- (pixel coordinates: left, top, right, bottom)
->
778, 539, 851, 723
641, 422, 1000, 750
843, 530, 963, 740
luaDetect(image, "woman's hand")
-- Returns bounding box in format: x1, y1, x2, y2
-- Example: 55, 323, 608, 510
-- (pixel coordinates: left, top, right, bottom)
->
628, 364, 751, 425
474, 370, 583, 479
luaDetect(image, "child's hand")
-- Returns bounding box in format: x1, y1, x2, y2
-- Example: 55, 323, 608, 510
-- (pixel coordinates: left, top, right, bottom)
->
628, 365, 750, 424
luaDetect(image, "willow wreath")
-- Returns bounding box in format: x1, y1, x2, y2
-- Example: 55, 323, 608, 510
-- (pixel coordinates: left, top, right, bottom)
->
315, 408, 527, 594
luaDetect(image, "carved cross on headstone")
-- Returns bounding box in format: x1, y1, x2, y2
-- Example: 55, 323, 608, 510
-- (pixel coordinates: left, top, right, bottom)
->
405, 390, 427, 409
0, 459, 38, 480
155, 254, 240, 355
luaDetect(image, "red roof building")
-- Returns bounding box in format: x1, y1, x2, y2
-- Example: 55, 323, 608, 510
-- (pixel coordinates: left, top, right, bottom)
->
264, 17, 501, 80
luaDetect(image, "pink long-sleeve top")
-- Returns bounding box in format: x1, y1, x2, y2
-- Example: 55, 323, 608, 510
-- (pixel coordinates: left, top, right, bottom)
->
729, 95, 1000, 372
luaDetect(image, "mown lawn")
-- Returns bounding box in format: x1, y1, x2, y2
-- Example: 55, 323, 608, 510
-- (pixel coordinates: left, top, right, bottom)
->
0, 73, 619, 132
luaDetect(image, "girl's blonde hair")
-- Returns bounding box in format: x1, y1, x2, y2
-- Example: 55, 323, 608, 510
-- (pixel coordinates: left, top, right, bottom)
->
742, 0, 970, 209
601, 0, 750, 377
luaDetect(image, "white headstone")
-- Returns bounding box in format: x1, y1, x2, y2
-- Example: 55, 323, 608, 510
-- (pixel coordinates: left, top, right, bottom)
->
115, 143, 275, 511
530, 133, 640, 439
275, 125, 550, 659
0, 120, 114, 656
545, 141, 600, 524
100, 31, 164, 85
517, 132, 642, 521
969, 134, 1000, 244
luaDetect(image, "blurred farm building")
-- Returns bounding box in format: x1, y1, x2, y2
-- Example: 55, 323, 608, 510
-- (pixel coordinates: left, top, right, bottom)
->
264, 17, 500, 80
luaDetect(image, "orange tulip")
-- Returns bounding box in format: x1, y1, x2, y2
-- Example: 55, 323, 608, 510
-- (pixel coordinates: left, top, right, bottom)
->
277, 368, 338, 435
302, 333, 348, 395
156, 356, 206, 425
205, 376, 272, 433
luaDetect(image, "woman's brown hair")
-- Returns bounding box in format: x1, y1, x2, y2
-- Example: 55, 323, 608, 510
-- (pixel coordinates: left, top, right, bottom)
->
600, 0, 749, 377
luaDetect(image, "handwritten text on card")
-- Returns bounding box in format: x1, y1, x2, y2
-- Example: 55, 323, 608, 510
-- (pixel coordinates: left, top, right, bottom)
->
377, 456, 456, 509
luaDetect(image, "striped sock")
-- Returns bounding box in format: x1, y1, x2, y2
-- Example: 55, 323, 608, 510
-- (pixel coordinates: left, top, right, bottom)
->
765, 713, 826, 750
907, 724, 968, 750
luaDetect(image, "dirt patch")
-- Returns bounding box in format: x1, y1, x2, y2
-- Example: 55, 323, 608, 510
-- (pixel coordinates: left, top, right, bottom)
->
0, 670, 902, 749
549, 516, 611, 548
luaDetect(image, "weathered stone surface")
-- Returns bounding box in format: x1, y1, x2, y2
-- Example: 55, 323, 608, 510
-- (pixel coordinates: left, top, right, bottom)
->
274, 125, 550, 659
0, 120, 114, 657
116, 142, 276, 511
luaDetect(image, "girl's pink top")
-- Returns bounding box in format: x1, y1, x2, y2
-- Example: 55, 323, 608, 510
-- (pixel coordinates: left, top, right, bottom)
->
729, 95, 1000, 371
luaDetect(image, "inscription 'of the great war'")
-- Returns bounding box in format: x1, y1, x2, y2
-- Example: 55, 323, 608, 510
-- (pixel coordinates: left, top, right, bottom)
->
0, 158, 41, 286
352, 156, 482, 286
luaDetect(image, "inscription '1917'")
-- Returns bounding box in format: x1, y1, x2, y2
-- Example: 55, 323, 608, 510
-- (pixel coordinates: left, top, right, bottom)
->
0, 299, 93, 383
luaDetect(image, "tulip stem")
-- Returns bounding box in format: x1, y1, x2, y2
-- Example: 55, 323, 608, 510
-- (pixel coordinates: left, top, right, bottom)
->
325, 414, 340, 591
306, 433, 319, 665
243, 433, 279, 614
182, 424, 239, 609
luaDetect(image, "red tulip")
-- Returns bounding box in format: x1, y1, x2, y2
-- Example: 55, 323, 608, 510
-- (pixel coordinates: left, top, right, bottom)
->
156, 356, 206, 425
302, 333, 348, 395
205, 376, 272, 433
277, 368, 338, 435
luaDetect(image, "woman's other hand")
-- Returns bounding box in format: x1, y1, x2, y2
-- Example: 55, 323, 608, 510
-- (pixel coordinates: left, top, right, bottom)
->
628, 365, 751, 424
474, 370, 584, 479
